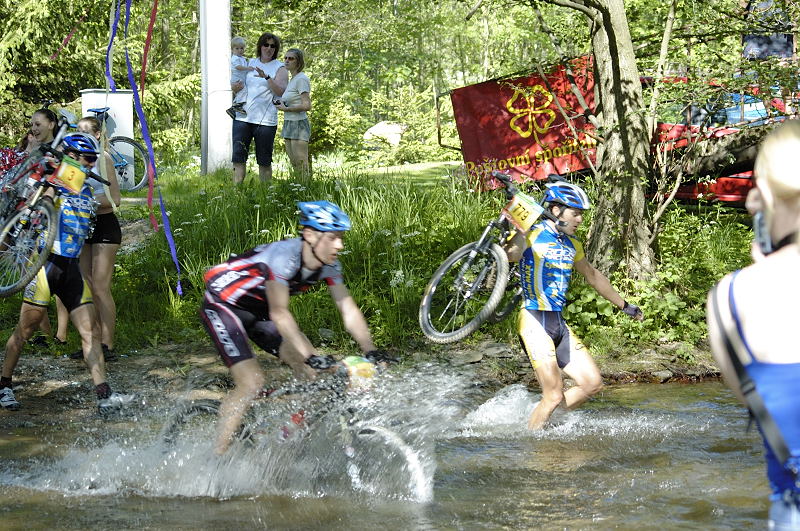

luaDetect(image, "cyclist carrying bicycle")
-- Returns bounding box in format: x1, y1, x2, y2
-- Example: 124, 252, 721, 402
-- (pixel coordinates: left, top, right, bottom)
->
505, 181, 644, 430
0, 133, 134, 412
200, 200, 390, 454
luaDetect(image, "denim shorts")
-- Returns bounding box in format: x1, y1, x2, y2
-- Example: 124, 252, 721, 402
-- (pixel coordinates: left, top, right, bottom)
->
281, 118, 311, 142
232, 120, 277, 166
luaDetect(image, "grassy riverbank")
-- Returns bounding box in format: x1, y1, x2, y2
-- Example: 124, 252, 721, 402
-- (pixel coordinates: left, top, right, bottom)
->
0, 162, 753, 369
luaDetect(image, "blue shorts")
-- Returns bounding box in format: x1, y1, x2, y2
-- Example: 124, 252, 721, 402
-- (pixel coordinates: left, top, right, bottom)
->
231, 120, 277, 166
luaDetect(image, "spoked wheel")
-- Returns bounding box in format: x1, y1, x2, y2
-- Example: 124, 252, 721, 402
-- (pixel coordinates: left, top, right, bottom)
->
0, 198, 57, 297
344, 423, 431, 502
160, 399, 221, 447
109, 136, 151, 192
419, 241, 509, 343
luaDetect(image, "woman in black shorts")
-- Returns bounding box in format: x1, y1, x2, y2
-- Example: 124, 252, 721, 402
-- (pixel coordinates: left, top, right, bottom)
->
61, 118, 122, 360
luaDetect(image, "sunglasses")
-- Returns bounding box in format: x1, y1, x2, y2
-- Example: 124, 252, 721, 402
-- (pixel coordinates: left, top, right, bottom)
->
80, 153, 98, 163
284, 56, 296, 61
262, 43, 277, 48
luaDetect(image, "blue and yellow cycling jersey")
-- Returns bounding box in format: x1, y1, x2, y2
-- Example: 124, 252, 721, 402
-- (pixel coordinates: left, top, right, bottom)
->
519, 221, 584, 311
51, 183, 95, 258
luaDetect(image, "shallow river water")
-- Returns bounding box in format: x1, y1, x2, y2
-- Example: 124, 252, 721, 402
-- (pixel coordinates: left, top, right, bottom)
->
0, 367, 767, 530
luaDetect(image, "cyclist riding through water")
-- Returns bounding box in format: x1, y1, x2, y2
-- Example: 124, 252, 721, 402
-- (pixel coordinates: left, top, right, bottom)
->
0, 133, 134, 412
200, 200, 391, 454
505, 180, 644, 429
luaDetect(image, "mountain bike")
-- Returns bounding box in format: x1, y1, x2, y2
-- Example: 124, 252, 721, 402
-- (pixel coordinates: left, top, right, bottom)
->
159, 356, 430, 500
0, 118, 110, 297
418, 171, 561, 343
83, 106, 152, 192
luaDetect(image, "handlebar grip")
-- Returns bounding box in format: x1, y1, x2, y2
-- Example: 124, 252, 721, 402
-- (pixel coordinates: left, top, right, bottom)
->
491, 171, 518, 199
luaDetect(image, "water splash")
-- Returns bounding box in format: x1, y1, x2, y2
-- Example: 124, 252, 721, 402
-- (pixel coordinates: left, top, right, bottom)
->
1, 363, 472, 504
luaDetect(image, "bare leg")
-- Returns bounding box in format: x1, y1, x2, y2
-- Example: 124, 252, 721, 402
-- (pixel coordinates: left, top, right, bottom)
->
258, 164, 272, 182
527, 358, 564, 430
55, 296, 69, 342
2, 303, 47, 379
215, 358, 264, 454
233, 162, 246, 184
561, 348, 603, 411
85, 243, 119, 349
285, 139, 310, 179
70, 304, 106, 385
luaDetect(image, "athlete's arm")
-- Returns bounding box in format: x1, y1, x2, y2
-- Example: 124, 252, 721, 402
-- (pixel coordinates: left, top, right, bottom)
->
265, 279, 316, 360
705, 280, 746, 404
328, 283, 376, 354
574, 258, 626, 310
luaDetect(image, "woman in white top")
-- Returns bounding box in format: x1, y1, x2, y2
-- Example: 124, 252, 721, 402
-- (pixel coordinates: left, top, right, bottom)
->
231, 32, 287, 183
276, 48, 312, 177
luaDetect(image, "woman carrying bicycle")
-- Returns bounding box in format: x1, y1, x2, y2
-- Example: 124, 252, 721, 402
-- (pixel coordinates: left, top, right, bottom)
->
61, 117, 122, 361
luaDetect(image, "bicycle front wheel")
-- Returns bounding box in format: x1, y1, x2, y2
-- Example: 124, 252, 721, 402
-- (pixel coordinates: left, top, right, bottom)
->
159, 399, 221, 447
345, 424, 432, 502
109, 136, 151, 192
0, 198, 57, 297
419, 241, 509, 343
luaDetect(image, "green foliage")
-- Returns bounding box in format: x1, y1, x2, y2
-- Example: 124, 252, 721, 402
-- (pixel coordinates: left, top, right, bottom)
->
564, 202, 752, 349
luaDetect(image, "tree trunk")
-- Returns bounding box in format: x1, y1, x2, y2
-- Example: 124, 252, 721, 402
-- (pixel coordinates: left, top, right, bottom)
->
583, 0, 656, 279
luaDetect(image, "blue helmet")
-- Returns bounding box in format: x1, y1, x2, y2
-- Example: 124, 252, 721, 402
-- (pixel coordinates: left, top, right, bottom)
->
298, 201, 352, 231
62, 133, 100, 155
543, 182, 591, 210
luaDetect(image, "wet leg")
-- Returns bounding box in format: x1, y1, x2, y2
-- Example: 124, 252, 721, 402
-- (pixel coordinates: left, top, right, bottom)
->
215, 358, 264, 454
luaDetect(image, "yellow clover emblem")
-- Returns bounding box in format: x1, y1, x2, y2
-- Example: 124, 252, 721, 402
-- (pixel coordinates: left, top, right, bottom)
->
506, 84, 556, 142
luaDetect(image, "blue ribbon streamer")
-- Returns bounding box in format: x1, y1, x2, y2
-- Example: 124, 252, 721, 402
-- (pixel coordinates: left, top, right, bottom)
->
121, 0, 183, 295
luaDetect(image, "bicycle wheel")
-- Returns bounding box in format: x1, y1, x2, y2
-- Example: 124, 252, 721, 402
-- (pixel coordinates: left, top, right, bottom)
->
109, 136, 151, 192
419, 241, 509, 343
0, 198, 57, 297
160, 399, 221, 447
344, 423, 432, 502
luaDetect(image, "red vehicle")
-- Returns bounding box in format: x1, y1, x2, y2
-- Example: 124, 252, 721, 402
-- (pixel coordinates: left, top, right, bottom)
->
447, 56, 794, 204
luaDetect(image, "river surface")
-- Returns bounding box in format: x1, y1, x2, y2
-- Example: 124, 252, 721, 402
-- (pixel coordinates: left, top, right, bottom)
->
0, 367, 767, 530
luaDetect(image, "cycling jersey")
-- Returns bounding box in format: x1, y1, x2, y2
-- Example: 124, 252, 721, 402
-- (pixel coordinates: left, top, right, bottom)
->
519, 221, 584, 311
204, 237, 344, 312
51, 183, 95, 258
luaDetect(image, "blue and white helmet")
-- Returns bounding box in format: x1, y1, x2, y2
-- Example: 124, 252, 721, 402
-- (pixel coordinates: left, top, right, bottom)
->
62, 133, 100, 155
298, 201, 352, 232
543, 182, 591, 210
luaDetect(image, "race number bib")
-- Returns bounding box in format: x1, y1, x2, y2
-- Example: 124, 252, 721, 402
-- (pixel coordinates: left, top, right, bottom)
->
502, 192, 545, 233
55, 156, 87, 194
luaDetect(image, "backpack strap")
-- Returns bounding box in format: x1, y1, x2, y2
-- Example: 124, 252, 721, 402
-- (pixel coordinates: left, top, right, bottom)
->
710, 278, 793, 470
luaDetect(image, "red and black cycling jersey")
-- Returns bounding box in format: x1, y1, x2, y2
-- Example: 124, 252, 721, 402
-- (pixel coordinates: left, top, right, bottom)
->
203, 238, 343, 312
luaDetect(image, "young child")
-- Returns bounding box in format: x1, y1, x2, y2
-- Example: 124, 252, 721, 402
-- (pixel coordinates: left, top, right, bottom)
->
227, 36, 253, 119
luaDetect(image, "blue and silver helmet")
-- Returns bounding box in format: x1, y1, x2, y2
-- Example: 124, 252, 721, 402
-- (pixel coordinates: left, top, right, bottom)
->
62, 133, 100, 155
543, 182, 591, 210
298, 201, 352, 231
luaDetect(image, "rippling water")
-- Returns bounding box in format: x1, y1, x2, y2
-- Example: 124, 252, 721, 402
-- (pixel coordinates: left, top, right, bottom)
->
0, 366, 767, 530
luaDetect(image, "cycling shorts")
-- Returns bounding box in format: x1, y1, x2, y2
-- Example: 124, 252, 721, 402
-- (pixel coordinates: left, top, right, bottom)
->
199, 291, 282, 367
518, 308, 586, 370
23, 255, 93, 313
86, 212, 121, 245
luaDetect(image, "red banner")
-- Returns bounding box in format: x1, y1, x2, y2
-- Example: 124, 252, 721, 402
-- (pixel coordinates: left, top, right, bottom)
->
451, 56, 597, 187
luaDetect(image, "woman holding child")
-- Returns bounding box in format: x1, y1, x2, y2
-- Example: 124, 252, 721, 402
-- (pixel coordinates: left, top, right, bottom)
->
231, 32, 287, 184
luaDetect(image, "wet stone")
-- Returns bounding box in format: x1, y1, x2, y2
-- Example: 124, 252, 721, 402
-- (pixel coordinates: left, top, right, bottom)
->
451, 351, 484, 365
652, 370, 673, 382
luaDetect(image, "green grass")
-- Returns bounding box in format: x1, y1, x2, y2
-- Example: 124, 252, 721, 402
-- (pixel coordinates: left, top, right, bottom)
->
0, 160, 755, 360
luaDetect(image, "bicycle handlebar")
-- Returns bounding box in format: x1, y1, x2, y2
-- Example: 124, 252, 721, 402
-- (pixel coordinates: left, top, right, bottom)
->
490, 171, 561, 224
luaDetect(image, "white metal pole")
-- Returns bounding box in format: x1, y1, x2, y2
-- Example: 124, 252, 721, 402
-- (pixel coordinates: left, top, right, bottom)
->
200, 0, 232, 174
